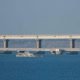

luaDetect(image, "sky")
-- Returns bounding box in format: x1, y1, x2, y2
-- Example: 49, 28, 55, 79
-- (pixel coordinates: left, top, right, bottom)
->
0, 0, 80, 35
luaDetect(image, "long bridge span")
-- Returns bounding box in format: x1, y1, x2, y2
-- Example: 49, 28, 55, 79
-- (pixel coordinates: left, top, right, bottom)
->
0, 34, 80, 55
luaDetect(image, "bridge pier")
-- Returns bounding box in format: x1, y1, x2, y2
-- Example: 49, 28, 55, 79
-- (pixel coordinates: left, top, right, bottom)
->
70, 39, 75, 48
36, 39, 41, 48
3, 39, 9, 48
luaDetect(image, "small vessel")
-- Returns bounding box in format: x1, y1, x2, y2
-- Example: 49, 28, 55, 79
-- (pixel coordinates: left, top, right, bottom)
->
51, 49, 64, 55
16, 51, 45, 57
16, 52, 36, 57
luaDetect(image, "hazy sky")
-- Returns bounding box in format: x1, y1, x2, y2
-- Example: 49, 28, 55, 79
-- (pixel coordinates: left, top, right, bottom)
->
0, 0, 80, 34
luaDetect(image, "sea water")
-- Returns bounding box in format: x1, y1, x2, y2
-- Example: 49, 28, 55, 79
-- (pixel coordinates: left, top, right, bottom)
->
0, 52, 80, 80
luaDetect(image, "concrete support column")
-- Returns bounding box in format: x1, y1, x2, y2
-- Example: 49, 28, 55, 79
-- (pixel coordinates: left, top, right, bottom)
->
3, 39, 9, 48
36, 39, 41, 48
70, 39, 75, 48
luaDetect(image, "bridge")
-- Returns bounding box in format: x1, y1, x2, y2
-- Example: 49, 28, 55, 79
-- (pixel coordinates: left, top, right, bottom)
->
0, 34, 80, 56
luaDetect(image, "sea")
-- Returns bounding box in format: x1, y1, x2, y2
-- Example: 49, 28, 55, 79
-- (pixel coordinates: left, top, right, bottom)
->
0, 39, 80, 80
0, 52, 80, 80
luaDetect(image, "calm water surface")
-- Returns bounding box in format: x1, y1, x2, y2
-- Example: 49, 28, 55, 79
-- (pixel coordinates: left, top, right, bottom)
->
0, 53, 80, 80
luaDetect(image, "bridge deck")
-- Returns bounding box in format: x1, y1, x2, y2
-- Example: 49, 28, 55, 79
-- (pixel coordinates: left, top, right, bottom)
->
0, 35, 80, 54
0, 48, 80, 52
0, 35, 80, 39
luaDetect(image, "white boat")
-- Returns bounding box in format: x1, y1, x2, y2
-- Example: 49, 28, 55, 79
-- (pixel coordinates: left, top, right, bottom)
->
16, 52, 36, 57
